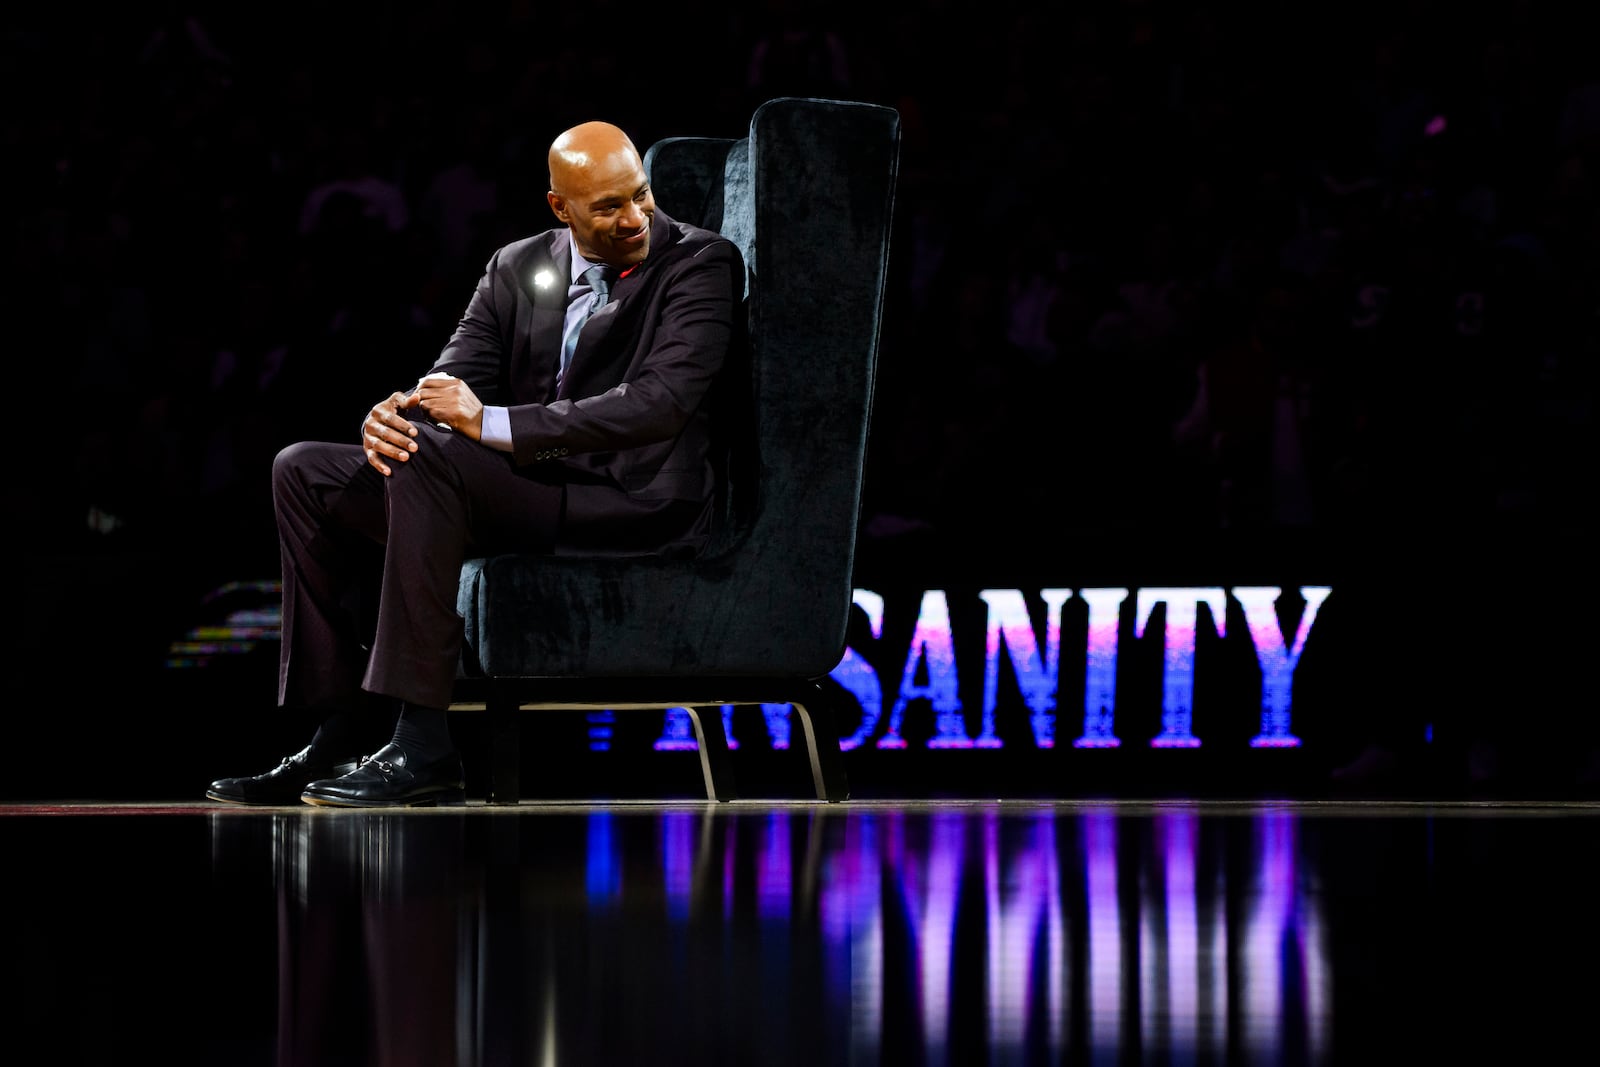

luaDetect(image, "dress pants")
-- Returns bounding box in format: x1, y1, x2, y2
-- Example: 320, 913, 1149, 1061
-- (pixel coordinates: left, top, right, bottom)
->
271, 424, 562, 712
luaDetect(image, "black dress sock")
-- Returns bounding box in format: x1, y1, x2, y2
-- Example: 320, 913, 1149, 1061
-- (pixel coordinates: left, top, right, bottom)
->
306, 711, 361, 763
390, 704, 454, 760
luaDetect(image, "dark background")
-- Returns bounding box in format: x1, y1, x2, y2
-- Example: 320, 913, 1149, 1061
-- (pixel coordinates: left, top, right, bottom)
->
7, 2, 1595, 800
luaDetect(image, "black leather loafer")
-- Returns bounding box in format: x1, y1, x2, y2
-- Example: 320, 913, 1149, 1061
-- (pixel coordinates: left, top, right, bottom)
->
207, 746, 361, 805
299, 742, 467, 808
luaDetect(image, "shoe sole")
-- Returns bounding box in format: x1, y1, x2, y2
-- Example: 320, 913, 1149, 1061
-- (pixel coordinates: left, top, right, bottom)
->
299, 788, 467, 809
205, 791, 300, 806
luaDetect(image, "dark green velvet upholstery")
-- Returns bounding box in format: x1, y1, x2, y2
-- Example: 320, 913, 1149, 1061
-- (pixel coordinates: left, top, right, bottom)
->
451, 98, 901, 802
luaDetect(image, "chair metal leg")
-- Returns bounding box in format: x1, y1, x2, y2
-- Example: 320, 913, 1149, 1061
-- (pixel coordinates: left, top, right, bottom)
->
684, 704, 739, 801
792, 688, 850, 802
487, 692, 521, 805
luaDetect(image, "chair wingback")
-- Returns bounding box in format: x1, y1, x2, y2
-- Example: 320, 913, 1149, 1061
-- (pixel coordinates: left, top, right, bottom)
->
737, 97, 900, 654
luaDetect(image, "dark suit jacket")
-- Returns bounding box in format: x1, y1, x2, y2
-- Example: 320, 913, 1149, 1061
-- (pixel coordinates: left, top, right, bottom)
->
427, 208, 747, 552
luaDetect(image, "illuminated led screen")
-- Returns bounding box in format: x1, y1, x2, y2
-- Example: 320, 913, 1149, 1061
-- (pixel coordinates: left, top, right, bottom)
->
647, 584, 1329, 754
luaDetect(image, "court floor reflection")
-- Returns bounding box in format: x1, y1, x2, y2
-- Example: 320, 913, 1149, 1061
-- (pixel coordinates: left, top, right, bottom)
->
6, 799, 1597, 1065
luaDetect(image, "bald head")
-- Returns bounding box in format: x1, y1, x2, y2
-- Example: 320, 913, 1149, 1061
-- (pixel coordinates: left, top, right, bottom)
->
548, 121, 641, 198
546, 120, 655, 270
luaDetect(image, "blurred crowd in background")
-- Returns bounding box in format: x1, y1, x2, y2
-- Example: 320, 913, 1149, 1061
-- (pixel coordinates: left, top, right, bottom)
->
9, 2, 1595, 562
6, 3, 1596, 785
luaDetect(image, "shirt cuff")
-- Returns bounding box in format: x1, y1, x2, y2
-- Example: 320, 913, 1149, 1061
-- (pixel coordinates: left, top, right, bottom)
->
480, 406, 513, 452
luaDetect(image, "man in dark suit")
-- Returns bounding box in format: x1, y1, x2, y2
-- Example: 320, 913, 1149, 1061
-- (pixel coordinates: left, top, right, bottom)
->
208, 120, 746, 806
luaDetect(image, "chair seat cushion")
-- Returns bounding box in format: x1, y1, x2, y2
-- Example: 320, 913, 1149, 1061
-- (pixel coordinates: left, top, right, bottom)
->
457, 552, 847, 681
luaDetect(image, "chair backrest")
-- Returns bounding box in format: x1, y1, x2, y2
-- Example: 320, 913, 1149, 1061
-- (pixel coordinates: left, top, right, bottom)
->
642, 134, 755, 547
643, 135, 745, 273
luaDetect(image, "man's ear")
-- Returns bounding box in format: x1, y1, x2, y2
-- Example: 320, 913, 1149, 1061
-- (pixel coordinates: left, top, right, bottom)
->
547, 191, 567, 222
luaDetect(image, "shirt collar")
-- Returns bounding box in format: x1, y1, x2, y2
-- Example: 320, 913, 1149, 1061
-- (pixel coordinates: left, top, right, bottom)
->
567, 230, 607, 287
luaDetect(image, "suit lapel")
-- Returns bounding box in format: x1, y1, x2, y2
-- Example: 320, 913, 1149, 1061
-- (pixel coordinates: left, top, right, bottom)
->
521, 236, 569, 400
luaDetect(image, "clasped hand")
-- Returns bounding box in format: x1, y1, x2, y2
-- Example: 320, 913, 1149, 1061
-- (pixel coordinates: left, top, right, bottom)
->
362, 372, 483, 475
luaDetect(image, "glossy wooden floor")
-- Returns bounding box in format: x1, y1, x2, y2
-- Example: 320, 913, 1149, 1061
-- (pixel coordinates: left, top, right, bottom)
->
4, 796, 1597, 1066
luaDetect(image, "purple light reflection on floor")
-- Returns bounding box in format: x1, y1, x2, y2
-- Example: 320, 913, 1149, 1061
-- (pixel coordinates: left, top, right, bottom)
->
630, 803, 1327, 1062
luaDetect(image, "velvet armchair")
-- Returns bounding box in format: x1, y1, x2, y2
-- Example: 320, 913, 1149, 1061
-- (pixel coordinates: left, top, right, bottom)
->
449, 97, 901, 802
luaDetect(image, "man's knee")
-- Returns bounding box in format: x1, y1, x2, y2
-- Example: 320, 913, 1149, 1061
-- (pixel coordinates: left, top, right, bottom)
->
272, 440, 321, 499
383, 426, 467, 505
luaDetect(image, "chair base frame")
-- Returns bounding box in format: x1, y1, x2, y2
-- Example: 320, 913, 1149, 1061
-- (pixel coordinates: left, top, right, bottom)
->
450, 678, 850, 804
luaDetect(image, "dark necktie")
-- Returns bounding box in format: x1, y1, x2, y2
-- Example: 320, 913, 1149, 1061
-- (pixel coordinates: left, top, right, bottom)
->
560, 265, 613, 382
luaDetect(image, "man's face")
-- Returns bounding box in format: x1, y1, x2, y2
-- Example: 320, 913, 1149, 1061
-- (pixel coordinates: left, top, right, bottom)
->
548, 149, 654, 271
